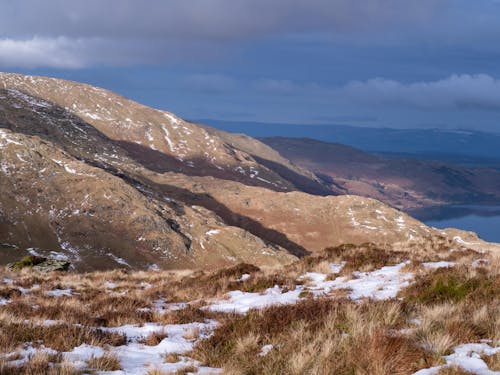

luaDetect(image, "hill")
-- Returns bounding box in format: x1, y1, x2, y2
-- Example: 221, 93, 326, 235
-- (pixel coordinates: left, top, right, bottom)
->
1, 72, 497, 271
261, 137, 500, 211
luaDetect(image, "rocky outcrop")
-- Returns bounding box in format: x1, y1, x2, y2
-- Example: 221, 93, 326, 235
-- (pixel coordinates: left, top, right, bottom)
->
7, 255, 70, 272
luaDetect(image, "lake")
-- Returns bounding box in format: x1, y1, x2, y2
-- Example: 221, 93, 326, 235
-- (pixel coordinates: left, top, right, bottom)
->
410, 205, 500, 243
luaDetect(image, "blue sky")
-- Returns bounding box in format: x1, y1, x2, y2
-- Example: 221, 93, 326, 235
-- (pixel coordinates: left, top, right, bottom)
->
2, 0, 500, 131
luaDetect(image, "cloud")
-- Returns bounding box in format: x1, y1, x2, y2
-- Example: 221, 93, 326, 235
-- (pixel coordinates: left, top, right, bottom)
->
342, 74, 500, 110
0, 35, 227, 69
0, 0, 446, 68
245, 74, 500, 113
0, 0, 444, 40
253, 79, 299, 94
0, 37, 85, 69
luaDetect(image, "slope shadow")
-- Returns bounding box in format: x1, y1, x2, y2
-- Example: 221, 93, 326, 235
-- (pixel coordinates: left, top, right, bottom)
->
250, 155, 333, 196
115, 140, 290, 192
0, 90, 311, 258
116, 139, 333, 198
84, 154, 311, 257
138, 178, 312, 258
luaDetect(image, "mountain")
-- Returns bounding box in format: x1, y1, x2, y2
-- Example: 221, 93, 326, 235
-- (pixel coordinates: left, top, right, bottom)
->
260, 137, 500, 211
197, 125, 333, 195
1, 72, 497, 271
198, 119, 500, 167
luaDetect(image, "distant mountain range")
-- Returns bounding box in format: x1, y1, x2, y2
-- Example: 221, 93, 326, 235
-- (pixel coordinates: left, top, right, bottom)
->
260, 137, 500, 212
197, 119, 500, 168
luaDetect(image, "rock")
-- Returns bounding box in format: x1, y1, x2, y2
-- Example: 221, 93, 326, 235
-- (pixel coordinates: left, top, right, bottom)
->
8, 255, 70, 272
8, 255, 47, 271
33, 259, 71, 273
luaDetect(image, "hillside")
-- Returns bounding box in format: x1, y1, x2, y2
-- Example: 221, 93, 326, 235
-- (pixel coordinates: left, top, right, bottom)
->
1, 242, 498, 373
261, 137, 500, 211
1, 72, 498, 271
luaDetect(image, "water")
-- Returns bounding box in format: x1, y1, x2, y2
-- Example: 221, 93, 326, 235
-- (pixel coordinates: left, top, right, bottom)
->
410, 205, 500, 243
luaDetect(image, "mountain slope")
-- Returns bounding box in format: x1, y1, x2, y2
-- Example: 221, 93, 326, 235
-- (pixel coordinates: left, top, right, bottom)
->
200, 126, 332, 195
0, 129, 293, 271
261, 137, 500, 211
1, 72, 497, 271
0, 72, 319, 193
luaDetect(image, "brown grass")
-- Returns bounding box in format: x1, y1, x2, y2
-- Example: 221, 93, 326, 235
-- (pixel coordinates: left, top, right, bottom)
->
482, 352, 500, 370
141, 330, 168, 346
86, 352, 122, 371
0, 243, 497, 375
0, 322, 126, 353
437, 366, 475, 374
175, 365, 198, 374
0, 353, 82, 375
192, 298, 436, 374
164, 353, 181, 363
183, 327, 200, 340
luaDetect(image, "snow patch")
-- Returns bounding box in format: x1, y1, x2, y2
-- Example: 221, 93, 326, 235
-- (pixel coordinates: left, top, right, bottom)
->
259, 344, 274, 357
107, 253, 131, 268
422, 261, 455, 269
46, 288, 72, 297
413, 342, 500, 375
208, 262, 413, 314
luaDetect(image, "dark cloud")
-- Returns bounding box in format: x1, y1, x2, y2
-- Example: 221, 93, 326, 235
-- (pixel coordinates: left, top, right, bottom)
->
0, 0, 445, 68
2, 0, 500, 132
0, 0, 444, 39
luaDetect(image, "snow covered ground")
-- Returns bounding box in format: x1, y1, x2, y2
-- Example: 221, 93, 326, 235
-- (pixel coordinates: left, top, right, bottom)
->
207, 261, 416, 314
1, 257, 497, 374
414, 343, 500, 375
75, 322, 221, 374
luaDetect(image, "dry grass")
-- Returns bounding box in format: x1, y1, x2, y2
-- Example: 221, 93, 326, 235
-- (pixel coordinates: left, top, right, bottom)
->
188, 247, 498, 374
164, 353, 181, 363
0, 321, 126, 353
482, 352, 500, 370
175, 365, 198, 374
192, 298, 434, 374
437, 366, 475, 374
158, 305, 213, 325
0, 242, 497, 375
86, 352, 122, 371
183, 327, 200, 341
141, 330, 168, 346
0, 354, 82, 375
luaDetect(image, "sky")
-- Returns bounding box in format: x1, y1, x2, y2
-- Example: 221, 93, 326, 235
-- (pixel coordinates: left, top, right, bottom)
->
1, 0, 500, 132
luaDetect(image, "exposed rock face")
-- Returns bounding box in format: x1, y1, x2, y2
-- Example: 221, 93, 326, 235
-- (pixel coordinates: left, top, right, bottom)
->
32, 259, 71, 273
1, 72, 497, 271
